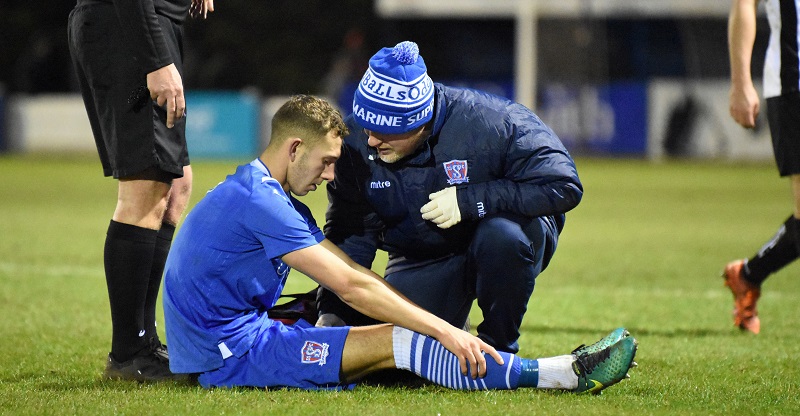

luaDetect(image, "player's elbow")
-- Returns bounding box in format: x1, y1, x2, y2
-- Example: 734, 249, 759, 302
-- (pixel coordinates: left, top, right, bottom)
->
329, 273, 376, 309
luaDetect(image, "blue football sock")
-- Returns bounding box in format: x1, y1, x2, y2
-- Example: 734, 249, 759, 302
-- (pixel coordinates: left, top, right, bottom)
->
392, 326, 521, 390
518, 358, 539, 387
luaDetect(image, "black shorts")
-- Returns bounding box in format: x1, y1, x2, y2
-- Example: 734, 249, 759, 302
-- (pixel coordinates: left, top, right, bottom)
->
68, 3, 189, 180
766, 92, 800, 177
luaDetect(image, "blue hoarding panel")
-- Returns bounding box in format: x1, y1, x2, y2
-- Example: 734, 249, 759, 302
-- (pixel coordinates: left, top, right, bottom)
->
186, 91, 260, 159
537, 82, 648, 156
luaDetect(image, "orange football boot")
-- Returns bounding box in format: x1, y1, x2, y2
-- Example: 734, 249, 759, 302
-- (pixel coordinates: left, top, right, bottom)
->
722, 260, 761, 334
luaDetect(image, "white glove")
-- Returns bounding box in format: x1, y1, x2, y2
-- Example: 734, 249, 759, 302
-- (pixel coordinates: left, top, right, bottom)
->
420, 187, 462, 229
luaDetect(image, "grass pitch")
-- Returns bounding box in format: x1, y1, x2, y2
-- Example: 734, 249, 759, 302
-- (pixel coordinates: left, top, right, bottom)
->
1, 154, 799, 415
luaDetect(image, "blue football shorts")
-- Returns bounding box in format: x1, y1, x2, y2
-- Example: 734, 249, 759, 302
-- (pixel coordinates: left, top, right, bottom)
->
198, 322, 353, 390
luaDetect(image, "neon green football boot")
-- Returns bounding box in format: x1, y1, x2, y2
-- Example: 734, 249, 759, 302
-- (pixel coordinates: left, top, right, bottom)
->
572, 336, 638, 395
572, 327, 629, 356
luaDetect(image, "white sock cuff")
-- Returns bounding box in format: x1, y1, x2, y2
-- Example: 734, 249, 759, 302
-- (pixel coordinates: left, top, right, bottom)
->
537, 355, 578, 390
392, 326, 415, 371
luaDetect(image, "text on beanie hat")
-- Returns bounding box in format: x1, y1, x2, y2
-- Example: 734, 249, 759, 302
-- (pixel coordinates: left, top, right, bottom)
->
353, 41, 434, 134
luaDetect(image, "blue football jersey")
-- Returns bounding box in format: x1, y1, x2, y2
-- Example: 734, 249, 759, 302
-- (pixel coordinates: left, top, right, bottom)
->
164, 159, 324, 373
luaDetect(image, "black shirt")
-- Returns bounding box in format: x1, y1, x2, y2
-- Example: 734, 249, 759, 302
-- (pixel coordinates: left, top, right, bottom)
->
77, 0, 190, 73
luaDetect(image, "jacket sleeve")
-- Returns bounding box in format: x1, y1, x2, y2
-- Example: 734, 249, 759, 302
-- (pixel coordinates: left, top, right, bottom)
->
456, 108, 583, 221
113, 0, 173, 74
323, 140, 383, 269
318, 140, 386, 322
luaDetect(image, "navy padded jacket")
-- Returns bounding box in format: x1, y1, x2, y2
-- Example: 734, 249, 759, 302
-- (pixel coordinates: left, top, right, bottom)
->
324, 84, 583, 267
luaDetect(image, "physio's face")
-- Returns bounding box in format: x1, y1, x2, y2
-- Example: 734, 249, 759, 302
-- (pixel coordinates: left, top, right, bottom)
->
288, 131, 342, 196
364, 126, 428, 163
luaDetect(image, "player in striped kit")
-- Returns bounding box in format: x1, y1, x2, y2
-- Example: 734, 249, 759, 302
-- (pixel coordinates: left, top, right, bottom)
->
725, 0, 800, 333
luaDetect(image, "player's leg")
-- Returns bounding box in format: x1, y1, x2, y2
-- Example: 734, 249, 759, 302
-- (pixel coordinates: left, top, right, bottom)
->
340, 325, 401, 381
739, 94, 800, 283
144, 165, 192, 352
68, 2, 175, 379
135, 17, 193, 355
468, 213, 557, 353
163, 166, 193, 227
197, 323, 636, 393
104, 174, 171, 367
379, 326, 637, 393
724, 93, 800, 333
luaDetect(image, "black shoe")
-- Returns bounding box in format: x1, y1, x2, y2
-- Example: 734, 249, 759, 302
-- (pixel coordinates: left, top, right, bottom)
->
149, 337, 169, 361
103, 351, 185, 382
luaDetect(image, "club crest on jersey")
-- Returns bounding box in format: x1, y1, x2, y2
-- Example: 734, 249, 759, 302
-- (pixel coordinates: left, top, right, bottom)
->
301, 340, 329, 366
443, 160, 469, 185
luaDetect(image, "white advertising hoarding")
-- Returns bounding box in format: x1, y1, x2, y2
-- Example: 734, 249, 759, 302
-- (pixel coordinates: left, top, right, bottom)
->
647, 79, 773, 161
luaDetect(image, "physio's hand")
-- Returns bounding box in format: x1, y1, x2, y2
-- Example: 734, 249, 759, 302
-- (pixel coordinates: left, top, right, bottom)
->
438, 327, 504, 379
729, 83, 760, 129
420, 187, 461, 229
316, 313, 346, 327
147, 63, 184, 128
190, 0, 215, 19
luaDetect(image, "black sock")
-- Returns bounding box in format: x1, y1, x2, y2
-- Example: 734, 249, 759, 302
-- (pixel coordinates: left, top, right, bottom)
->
144, 223, 175, 345
104, 220, 157, 362
745, 215, 800, 286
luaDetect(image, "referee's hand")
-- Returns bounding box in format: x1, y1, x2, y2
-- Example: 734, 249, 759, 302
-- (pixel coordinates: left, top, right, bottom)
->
190, 0, 215, 19
147, 63, 185, 129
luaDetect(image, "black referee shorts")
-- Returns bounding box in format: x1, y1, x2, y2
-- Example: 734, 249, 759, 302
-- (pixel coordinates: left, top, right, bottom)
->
767, 92, 800, 177
68, 3, 189, 180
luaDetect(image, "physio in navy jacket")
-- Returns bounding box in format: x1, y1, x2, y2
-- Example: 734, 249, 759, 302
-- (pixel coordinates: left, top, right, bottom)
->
317, 41, 583, 353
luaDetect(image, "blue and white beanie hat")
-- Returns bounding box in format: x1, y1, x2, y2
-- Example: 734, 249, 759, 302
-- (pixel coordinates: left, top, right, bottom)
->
353, 41, 434, 134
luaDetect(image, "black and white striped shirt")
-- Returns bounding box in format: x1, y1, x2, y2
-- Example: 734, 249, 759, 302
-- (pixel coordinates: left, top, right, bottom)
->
763, 0, 800, 97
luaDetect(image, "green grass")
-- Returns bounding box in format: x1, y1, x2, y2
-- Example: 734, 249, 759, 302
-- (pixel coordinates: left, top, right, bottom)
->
1, 154, 799, 415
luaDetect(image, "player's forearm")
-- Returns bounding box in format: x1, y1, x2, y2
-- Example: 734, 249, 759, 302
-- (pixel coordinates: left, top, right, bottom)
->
336, 275, 449, 340
321, 239, 382, 280
285, 244, 417, 321
294, 239, 454, 341
728, 0, 758, 88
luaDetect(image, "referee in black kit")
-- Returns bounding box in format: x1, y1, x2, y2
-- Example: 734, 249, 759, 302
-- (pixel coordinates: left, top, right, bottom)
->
68, 0, 214, 381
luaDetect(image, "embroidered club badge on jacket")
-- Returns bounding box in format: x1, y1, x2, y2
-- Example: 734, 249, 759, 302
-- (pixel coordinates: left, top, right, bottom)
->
443, 160, 469, 185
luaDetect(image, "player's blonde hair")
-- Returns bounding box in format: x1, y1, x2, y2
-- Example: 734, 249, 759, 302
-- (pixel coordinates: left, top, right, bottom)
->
269, 95, 348, 149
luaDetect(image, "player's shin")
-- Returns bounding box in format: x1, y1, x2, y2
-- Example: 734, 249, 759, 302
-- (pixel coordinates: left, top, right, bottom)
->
392, 326, 519, 390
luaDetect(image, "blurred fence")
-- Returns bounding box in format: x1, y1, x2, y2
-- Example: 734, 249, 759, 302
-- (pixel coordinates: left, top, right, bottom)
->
3, 1, 777, 161
0, 78, 773, 161
3, 91, 265, 160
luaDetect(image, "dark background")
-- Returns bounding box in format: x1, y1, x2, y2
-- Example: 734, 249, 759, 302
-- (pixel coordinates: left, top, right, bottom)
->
0, 1, 768, 98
